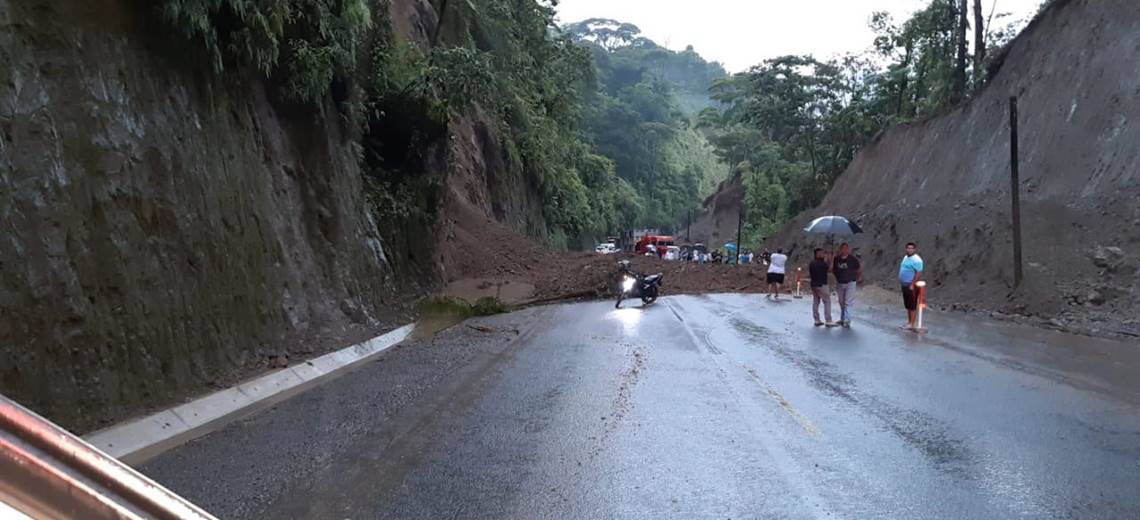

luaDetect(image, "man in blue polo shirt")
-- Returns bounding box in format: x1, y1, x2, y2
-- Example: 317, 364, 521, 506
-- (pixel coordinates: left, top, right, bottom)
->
899, 241, 924, 330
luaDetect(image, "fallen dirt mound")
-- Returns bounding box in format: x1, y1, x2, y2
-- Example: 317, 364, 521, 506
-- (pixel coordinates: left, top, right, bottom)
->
437, 197, 550, 284
442, 223, 776, 305
527, 253, 775, 302
439, 179, 789, 303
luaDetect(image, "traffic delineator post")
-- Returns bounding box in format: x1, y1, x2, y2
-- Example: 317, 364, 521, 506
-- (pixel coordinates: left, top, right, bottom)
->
915, 281, 928, 332
794, 267, 804, 298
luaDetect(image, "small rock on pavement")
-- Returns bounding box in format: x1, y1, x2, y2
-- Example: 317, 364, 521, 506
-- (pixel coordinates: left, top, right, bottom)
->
1088, 245, 1124, 269
1086, 290, 1106, 306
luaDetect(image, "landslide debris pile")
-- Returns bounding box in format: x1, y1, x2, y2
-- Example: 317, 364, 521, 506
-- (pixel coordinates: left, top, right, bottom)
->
441, 217, 772, 303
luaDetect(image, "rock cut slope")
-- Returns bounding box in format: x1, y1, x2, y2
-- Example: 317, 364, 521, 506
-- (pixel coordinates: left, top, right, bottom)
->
0, 0, 550, 430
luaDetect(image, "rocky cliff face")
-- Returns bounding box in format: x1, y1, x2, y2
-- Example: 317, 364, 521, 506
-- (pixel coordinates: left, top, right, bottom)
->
689, 171, 744, 247
0, 0, 547, 430
768, 0, 1140, 336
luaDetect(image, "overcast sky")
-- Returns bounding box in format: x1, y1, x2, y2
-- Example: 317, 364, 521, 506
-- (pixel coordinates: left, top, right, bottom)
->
555, 0, 1043, 72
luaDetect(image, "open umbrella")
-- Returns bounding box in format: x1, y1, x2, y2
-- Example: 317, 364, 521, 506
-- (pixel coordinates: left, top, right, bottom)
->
804, 216, 863, 236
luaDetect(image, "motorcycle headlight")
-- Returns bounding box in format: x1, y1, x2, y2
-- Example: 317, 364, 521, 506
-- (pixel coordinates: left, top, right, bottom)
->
621, 276, 635, 292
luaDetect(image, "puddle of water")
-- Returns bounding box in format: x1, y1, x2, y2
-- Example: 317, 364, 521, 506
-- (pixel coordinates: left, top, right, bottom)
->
411, 313, 467, 340
443, 278, 535, 305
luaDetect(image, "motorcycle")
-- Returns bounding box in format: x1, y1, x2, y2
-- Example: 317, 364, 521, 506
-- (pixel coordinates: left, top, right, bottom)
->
615, 260, 664, 308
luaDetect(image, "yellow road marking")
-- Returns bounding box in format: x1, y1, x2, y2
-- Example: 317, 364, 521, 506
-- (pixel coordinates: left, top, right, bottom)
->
745, 367, 819, 435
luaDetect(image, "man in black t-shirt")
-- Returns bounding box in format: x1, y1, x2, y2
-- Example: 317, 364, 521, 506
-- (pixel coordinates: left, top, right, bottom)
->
808, 248, 834, 326
832, 242, 862, 327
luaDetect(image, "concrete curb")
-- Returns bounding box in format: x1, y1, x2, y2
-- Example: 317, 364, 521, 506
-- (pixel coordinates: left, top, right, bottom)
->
84, 323, 416, 465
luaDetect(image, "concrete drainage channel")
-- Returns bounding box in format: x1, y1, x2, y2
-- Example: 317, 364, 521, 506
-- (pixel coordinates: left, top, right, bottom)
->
84, 324, 416, 466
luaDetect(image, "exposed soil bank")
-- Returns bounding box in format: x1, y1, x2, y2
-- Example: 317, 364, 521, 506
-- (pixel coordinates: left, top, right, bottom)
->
758, 0, 1140, 339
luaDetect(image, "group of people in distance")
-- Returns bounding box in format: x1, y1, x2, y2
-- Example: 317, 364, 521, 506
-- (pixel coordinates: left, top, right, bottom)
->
766, 242, 926, 331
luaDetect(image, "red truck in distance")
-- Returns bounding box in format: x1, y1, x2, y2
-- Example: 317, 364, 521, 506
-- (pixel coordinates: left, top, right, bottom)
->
635, 235, 675, 256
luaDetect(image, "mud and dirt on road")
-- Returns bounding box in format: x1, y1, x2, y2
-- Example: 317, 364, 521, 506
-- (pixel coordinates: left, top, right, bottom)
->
436, 193, 779, 305
443, 247, 777, 305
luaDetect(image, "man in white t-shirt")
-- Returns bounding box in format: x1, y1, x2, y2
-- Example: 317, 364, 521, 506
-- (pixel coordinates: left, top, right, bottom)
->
767, 248, 788, 299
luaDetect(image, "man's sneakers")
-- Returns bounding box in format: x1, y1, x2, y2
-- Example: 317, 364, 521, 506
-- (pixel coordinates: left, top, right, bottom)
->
814, 321, 824, 327
825, 321, 838, 327
841, 320, 852, 327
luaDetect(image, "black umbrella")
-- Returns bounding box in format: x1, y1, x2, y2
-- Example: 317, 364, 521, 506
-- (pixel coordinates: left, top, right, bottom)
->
803, 216, 863, 236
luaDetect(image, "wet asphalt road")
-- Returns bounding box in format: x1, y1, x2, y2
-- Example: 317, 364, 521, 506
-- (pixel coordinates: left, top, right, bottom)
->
142, 293, 1140, 519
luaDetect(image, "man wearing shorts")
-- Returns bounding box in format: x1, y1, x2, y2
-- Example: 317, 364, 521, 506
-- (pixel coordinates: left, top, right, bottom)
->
899, 242, 924, 330
808, 248, 834, 326
832, 243, 861, 327
767, 248, 788, 299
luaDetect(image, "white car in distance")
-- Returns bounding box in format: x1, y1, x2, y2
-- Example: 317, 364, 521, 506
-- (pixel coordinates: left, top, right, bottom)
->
595, 242, 619, 254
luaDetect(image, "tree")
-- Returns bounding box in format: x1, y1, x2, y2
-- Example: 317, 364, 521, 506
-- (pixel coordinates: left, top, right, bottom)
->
973, 0, 986, 82
562, 18, 644, 50
953, 0, 969, 103
871, 1, 961, 116
565, 20, 729, 230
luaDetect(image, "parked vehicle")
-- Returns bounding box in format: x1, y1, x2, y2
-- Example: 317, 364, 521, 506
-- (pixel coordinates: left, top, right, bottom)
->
663, 245, 681, 261
634, 235, 675, 256
615, 260, 664, 308
594, 242, 618, 254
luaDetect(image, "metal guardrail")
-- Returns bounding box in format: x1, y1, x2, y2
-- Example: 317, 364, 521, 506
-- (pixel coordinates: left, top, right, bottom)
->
0, 394, 216, 520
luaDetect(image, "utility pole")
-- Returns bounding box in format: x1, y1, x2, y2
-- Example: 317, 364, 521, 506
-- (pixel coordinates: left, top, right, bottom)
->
953, 0, 968, 103
735, 206, 744, 265
973, 0, 986, 82
687, 209, 691, 242
1009, 96, 1023, 287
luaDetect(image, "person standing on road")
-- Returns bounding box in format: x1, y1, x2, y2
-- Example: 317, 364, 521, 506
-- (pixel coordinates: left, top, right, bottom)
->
809, 248, 834, 326
767, 248, 788, 300
899, 242, 925, 330
832, 242, 862, 327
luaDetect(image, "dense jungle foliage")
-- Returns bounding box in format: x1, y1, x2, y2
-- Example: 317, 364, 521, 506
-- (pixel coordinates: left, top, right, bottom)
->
156, 0, 1044, 250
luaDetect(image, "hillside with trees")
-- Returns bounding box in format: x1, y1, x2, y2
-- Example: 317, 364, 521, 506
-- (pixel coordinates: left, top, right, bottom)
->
698, 0, 1043, 245
761, 0, 1138, 338
564, 18, 729, 231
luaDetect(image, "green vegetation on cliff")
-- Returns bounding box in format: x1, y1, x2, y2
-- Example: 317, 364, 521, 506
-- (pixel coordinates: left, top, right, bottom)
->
157, 1, 729, 247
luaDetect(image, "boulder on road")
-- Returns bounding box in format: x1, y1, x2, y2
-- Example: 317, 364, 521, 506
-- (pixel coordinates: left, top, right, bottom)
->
1088, 246, 1125, 270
